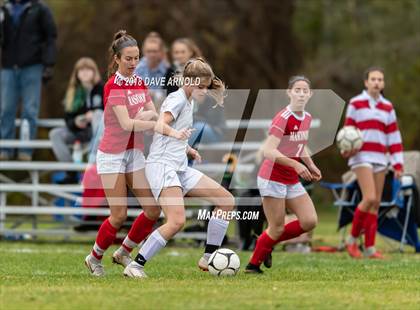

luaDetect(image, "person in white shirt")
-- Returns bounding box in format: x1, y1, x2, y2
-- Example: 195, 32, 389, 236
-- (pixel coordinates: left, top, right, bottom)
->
124, 58, 235, 278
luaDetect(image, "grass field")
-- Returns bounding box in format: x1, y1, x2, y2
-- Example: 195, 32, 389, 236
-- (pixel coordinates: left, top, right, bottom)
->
1, 214, 420, 309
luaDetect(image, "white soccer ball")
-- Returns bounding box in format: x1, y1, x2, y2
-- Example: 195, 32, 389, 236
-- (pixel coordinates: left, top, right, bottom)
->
336, 126, 363, 152
208, 248, 240, 276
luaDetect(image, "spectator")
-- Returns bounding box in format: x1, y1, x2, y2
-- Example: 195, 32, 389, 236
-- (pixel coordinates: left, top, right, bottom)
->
134, 32, 168, 103
49, 57, 103, 184
0, 0, 57, 160
164, 38, 203, 94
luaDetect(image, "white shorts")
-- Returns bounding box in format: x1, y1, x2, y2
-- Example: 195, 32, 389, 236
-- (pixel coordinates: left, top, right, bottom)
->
350, 162, 387, 173
96, 149, 146, 174
257, 177, 306, 199
145, 163, 204, 201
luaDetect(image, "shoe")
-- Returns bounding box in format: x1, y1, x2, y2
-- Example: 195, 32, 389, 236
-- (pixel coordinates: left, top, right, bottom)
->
112, 249, 132, 267
198, 256, 209, 271
123, 262, 147, 278
346, 242, 362, 259
85, 254, 105, 276
263, 251, 272, 268
17, 153, 32, 161
244, 263, 263, 274
367, 251, 385, 259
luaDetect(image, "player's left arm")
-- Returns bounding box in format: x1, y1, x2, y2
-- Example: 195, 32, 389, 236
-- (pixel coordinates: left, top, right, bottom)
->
301, 147, 322, 181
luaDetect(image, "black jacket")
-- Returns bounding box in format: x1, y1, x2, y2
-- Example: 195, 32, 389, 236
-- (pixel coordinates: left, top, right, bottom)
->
65, 83, 104, 137
0, 0, 57, 68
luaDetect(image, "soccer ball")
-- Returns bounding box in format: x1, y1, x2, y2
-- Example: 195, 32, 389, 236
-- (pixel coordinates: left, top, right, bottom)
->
208, 248, 240, 276
336, 126, 363, 152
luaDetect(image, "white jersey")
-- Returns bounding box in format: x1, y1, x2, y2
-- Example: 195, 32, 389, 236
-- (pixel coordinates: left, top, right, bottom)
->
147, 88, 193, 171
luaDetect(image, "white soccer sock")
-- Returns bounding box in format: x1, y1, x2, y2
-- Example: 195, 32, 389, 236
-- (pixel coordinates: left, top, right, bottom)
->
205, 218, 229, 253
138, 229, 167, 262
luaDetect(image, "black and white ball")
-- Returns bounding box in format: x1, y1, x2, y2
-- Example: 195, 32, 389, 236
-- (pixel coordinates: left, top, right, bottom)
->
208, 248, 240, 276
336, 126, 363, 152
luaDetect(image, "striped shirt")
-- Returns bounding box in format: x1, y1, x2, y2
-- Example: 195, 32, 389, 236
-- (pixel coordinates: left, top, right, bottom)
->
344, 90, 403, 171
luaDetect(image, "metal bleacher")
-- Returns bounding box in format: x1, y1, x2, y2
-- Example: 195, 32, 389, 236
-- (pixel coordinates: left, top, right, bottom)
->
1, 117, 320, 240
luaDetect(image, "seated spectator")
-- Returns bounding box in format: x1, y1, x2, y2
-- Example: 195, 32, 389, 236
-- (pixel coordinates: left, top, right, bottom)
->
49, 57, 103, 183
164, 38, 203, 94
134, 32, 169, 104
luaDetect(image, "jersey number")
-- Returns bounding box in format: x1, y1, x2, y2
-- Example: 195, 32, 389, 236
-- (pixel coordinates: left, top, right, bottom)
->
296, 144, 304, 157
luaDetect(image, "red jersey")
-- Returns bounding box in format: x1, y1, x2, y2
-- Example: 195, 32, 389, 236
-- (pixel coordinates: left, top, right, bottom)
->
258, 106, 312, 184
98, 72, 152, 154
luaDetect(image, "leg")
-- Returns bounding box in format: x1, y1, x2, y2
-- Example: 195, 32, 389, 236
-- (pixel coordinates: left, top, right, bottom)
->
186, 175, 234, 264
364, 170, 386, 257
49, 127, 76, 162
86, 173, 127, 276
286, 193, 318, 233
0, 68, 19, 157
117, 169, 161, 255
19, 64, 43, 157
247, 197, 286, 270
346, 166, 377, 258
129, 187, 184, 271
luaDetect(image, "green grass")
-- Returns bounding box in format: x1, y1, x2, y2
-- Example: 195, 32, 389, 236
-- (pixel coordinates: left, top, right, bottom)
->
1, 214, 420, 309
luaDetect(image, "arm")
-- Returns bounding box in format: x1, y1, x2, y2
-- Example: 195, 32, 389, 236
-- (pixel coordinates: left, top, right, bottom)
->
386, 108, 404, 177
40, 4, 57, 67
154, 112, 193, 140
112, 105, 155, 132
262, 135, 313, 181
301, 147, 321, 181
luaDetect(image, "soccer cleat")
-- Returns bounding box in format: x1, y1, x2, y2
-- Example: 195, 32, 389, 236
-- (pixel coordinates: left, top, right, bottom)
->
263, 251, 272, 268
367, 251, 385, 259
198, 256, 209, 271
244, 263, 263, 274
112, 249, 132, 267
85, 254, 105, 276
346, 242, 362, 259
123, 262, 148, 278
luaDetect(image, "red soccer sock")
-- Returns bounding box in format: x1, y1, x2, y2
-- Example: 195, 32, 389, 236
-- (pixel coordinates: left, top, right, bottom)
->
364, 213, 378, 248
350, 207, 369, 239
249, 231, 277, 267
275, 220, 305, 244
122, 212, 157, 253
91, 218, 118, 260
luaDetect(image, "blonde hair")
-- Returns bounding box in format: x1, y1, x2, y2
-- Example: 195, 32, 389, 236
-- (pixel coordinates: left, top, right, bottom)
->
182, 57, 226, 106
171, 38, 203, 60
64, 57, 101, 111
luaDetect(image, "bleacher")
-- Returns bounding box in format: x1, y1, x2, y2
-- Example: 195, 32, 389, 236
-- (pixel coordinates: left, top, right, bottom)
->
0, 117, 320, 240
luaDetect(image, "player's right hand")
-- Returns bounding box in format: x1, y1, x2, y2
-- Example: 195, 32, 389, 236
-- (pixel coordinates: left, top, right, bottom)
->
294, 162, 313, 181
341, 149, 358, 158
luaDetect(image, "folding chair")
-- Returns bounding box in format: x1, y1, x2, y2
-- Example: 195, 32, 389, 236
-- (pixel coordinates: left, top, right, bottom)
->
321, 172, 420, 253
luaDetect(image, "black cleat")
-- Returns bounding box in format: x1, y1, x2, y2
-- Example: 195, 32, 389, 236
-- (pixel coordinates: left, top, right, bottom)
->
263, 251, 272, 268
244, 263, 263, 274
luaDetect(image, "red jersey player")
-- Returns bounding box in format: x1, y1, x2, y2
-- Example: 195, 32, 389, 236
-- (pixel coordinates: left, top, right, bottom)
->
245, 76, 321, 274
84, 30, 161, 276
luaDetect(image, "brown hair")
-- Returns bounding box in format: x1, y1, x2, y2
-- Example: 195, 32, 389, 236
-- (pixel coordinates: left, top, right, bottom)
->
107, 30, 138, 78
64, 57, 101, 111
183, 58, 226, 106
288, 75, 311, 89
171, 38, 203, 61
364, 66, 384, 80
